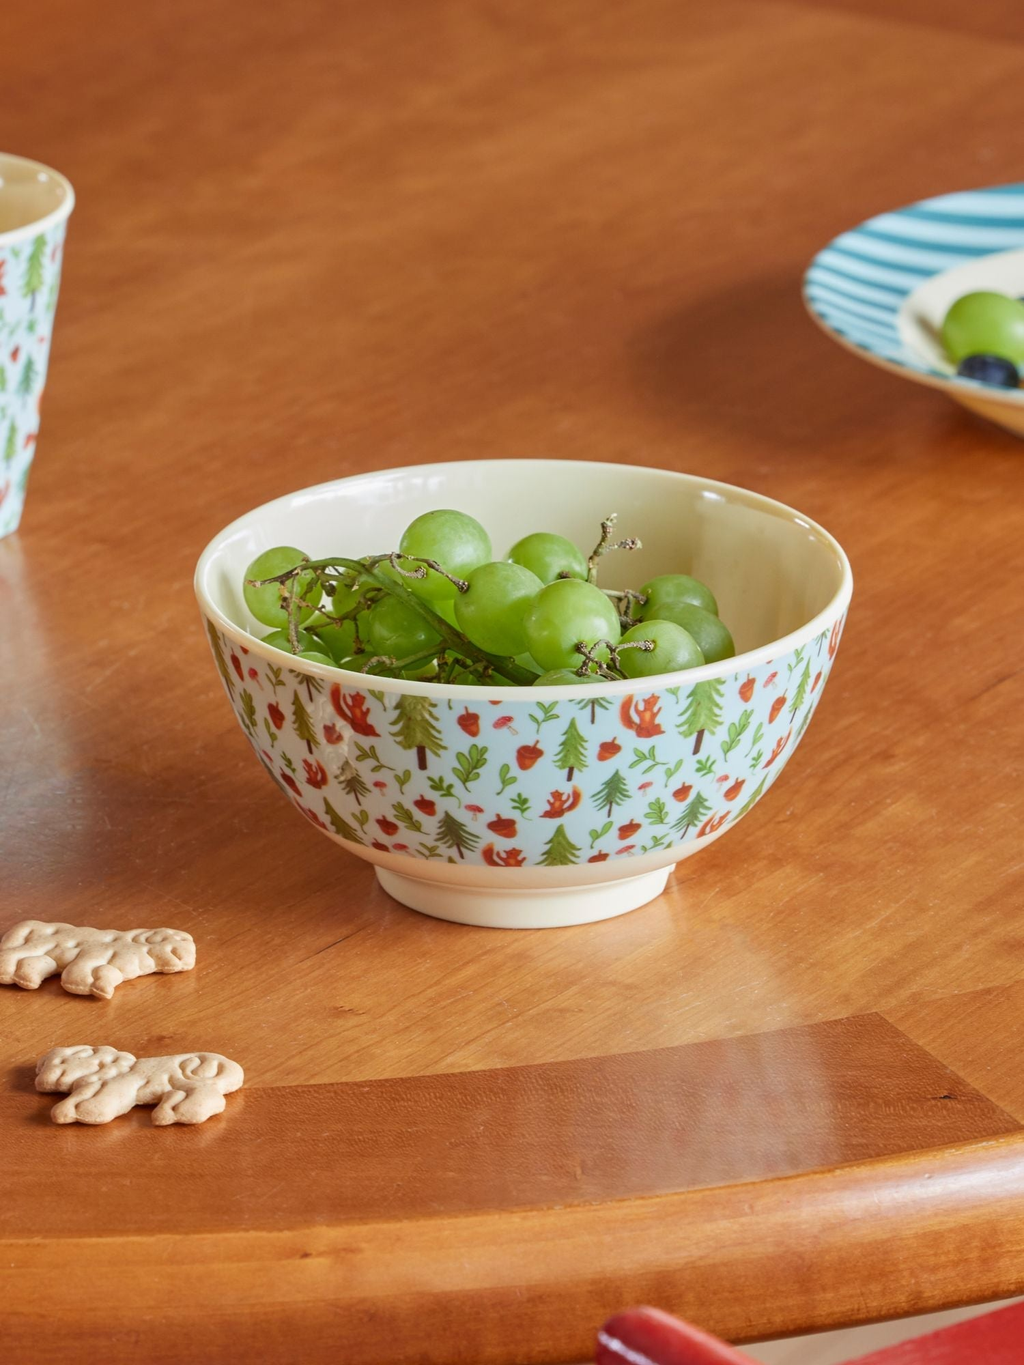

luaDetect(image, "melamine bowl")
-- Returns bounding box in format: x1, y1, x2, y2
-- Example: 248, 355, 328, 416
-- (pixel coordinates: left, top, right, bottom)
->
804, 182, 1024, 439
194, 461, 852, 929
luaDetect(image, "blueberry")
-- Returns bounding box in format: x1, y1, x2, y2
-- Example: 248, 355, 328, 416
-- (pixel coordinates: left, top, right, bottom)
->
956, 353, 1020, 388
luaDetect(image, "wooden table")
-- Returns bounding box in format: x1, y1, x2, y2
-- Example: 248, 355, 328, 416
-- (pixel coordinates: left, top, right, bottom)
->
3, 1, 1024, 1361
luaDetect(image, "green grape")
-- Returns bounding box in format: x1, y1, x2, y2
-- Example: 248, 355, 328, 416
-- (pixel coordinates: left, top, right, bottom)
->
941, 291, 1024, 364
653, 603, 734, 663
398, 509, 491, 600
454, 561, 543, 655
507, 531, 587, 584
318, 571, 365, 617
295, 650, 337, 667
308, 618, 357, 662
619, 620, 704, 678
639, 573, 718, 619
533, 669, 601, 686
243, 546, 321, 629
514, 653, 542, 675
262, 628, 318, 655
366, 596, 441, 659
524, 578, 621, 671
433, 596, 459, 628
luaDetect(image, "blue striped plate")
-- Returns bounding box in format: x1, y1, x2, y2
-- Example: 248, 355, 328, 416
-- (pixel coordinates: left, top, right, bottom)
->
804, 184, 1024, 426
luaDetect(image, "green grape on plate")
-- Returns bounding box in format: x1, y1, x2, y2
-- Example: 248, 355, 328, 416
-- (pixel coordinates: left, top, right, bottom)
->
941, 291, 1024, 365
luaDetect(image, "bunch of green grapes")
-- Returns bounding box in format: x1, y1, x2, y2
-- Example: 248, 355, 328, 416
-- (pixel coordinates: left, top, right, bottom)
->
241, 509, 736, 687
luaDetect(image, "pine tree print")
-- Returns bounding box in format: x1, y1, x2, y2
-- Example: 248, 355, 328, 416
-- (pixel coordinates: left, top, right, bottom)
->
677, 680, 724, 754
206, 621, 235, 696
291, 689, 319, 753
3, 421, 15, 465
674, 791, 711, 835
23, 235, 45, 310
17, 356, 37, 397
390, 694, 444, 770
575, 695, 612, 725
539, 823, 580, 866
789, 661, 811, 717
338, 759, 369, 805
324, 798, 364, 844
554, 717, 588, 781
436, 809, 479, 860
592, 768, 630, 816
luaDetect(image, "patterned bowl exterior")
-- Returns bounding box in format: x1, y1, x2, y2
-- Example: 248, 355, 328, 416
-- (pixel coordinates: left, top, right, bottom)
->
804, 182, 1024, 395
204, 612, 845, 875
0, 200, 72, 538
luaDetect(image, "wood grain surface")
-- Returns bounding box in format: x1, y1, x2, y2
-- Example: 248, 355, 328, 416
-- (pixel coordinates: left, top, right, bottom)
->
2, 0, 1024, 1361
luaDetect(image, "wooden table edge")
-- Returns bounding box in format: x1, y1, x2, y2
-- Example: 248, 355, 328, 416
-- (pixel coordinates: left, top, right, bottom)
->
4, 1130, 1024, 1363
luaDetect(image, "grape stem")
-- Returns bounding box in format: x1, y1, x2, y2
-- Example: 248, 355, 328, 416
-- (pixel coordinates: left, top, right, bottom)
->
601, 586, 648, 630
573, 637, 654, 679
587, 513, 642, 585
247, 555, 534, 686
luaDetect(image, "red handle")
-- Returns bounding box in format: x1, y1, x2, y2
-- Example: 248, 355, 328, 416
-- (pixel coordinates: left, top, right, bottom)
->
597, 1307, 761, 1365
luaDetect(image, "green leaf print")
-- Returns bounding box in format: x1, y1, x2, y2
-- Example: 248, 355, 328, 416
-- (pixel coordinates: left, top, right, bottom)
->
452, 744, 488, 791
427, 774, 461, 806
645, 797, 669, 826
392, 802, 425, 834
789, 661, 811, 717
720, 709, 752, 759
589, 821, 613, 848
3, 420, 15, 465
495, 763, 518, 795
695, 755, 716, 777
395, 768, 412, 795
353, 743, 393, 773
529, 701, 559, 733
510, 792, 531, 819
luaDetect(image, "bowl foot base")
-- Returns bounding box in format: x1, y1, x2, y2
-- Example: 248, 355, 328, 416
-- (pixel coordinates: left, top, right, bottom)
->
374, 865, 672, 929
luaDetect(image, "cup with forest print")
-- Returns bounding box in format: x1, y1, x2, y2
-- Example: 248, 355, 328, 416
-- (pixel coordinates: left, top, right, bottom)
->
0, 153, 74, 539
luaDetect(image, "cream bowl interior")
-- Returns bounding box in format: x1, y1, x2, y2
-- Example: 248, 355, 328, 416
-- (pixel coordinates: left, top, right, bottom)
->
0, 152, 74, 238
197, 459, 848, 681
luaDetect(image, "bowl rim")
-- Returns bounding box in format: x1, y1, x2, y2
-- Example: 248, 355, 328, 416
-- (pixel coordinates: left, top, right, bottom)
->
802, 180, 1024, 405
194, 459, 853, 700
